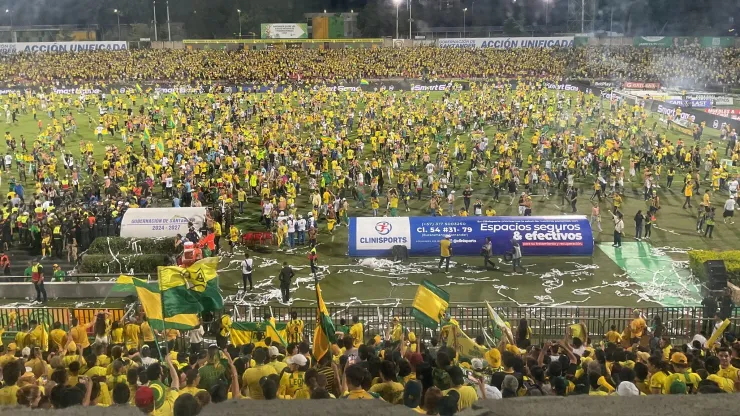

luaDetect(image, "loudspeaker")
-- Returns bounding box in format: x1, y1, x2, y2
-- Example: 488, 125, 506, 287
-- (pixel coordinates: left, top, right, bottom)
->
704, 260, 728, 291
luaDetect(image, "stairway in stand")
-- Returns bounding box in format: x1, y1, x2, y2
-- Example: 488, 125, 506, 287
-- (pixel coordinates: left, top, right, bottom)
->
4, 244, 77, 280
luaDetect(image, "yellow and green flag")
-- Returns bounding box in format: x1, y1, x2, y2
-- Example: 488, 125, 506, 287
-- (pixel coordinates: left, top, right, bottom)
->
133, 276, 201, 331
143, 127, 151, 141
230, 321, 288, 347
185, 257, 223, 312
136, 83, 143, 93
444, 322, 487, 359
360, 79, 369, 85
486, 300, 512, 344
410, 280, 450, 329
313, 283, 336, 361
159, 257, 223, 313
112, 274, 136, 292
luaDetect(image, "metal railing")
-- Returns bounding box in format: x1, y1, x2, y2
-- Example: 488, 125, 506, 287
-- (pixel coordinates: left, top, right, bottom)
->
2, 305, 739, 349
235, 305, 740, 347
0, 273, 151, 283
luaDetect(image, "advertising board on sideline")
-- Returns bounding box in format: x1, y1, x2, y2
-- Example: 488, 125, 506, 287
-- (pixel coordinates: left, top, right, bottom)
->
120, 207, 207, 238
348, 216, 594, 257
438, 37, 574, 49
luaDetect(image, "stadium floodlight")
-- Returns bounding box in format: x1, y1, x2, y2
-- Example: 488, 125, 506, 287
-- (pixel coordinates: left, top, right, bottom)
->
237, 9, 242, 39
463, 8, 468, 37
393, 0, 402, 40
544, 0, 550, 27
114, 9, 121, 41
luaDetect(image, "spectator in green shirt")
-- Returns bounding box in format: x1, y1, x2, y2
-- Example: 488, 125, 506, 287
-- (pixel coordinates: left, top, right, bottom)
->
52, 264, 66, 282
23, 261, 32, 282
335, 318, 350, 338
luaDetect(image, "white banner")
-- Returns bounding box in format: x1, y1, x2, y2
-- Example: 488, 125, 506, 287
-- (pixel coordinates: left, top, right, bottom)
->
0, 41, 127, 54
120, 207, 207, 239
438, 37, 574, 49
353, 217, 411, 252
667, 95, 734, 106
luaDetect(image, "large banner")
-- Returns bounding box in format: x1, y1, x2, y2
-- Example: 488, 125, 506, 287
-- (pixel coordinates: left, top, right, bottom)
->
622, 81, 661, 90
438, 37, 574, 49
670, 94, 734, 106
633, 36, 734, 48
665, 99, 712, 108
120, 207, 207, 238
647, 99, 739, 132
260, 23, 308, 39
705, 108, 740, 121
348, 216, 594, 257
0, 41, 127, 54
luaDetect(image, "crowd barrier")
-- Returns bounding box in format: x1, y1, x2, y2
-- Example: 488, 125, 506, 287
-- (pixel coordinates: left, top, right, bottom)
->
234, 305, 740, 348
2, 305, 738, 349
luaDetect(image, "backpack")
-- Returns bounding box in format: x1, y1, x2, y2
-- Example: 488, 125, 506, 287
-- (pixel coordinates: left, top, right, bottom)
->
669, 372, 694, 394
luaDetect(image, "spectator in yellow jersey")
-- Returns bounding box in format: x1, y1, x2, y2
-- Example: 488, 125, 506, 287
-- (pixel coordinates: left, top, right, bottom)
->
286, 311, 304, 345
349, 315, 364, 348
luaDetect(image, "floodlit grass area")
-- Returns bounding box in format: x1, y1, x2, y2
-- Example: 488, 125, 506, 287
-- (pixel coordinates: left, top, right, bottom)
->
1, 89, 736, 308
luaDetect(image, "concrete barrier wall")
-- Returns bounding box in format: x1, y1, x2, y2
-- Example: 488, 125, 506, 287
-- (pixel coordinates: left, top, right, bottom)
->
0, 282, 132, 299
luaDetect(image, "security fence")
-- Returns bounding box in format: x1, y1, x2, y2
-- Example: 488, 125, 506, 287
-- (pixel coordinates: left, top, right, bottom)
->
2, 305, 738, 348
235, 305, 740, 347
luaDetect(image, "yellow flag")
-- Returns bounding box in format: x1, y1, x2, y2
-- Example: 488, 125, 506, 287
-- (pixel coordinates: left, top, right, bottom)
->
705, 319, 731, 348
185, 257, 218, 293
444, 323, 487, 359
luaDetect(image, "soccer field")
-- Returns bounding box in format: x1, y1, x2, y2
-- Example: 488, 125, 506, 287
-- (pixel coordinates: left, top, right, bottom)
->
1, 88, 735, 309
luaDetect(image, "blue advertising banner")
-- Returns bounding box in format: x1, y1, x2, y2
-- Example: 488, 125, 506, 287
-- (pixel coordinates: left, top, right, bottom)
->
348, 216, 594, 257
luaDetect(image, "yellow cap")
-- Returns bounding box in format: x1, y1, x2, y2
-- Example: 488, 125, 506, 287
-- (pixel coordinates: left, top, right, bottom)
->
7, 342, 17, 351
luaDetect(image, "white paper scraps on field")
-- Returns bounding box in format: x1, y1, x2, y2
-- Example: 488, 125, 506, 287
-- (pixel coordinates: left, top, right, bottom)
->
653, 225, 680, 236
651, 246, 692, 256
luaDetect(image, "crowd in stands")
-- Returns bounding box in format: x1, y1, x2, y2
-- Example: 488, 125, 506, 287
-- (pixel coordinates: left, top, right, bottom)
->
0, 47, 738, 86
570, 46, 740, 87
0, 310, 739, 415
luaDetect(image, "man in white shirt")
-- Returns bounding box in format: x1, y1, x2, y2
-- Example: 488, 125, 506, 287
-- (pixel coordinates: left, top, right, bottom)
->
241, 253, 254, 291
188, 324, 206, 354
287, 216, 296, 248
728, 178, 738, 200
723, 198, 736, 224
612, 213, 624, 247
296, 215, 307, 245
262, 201, 273, 228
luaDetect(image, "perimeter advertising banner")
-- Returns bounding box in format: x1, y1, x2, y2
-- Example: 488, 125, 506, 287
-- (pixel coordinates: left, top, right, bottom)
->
438, 37, 574, 49
348, 216, 594, 257
665, 99, 712, 108
633, 36, 734, 48
260, 23, 308, 39
120, 207, 207, 238
0, 41, 127, 54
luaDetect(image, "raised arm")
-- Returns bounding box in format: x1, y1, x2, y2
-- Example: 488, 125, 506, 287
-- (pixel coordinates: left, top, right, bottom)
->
223, 350, 241, 400
165, 353, 179, 390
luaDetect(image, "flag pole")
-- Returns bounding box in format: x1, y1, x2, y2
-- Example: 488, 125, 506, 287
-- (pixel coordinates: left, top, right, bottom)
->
157, 267, 168, 363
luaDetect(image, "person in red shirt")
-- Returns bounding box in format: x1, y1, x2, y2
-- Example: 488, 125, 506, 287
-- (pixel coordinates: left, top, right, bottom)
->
31, 259, 47, 303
